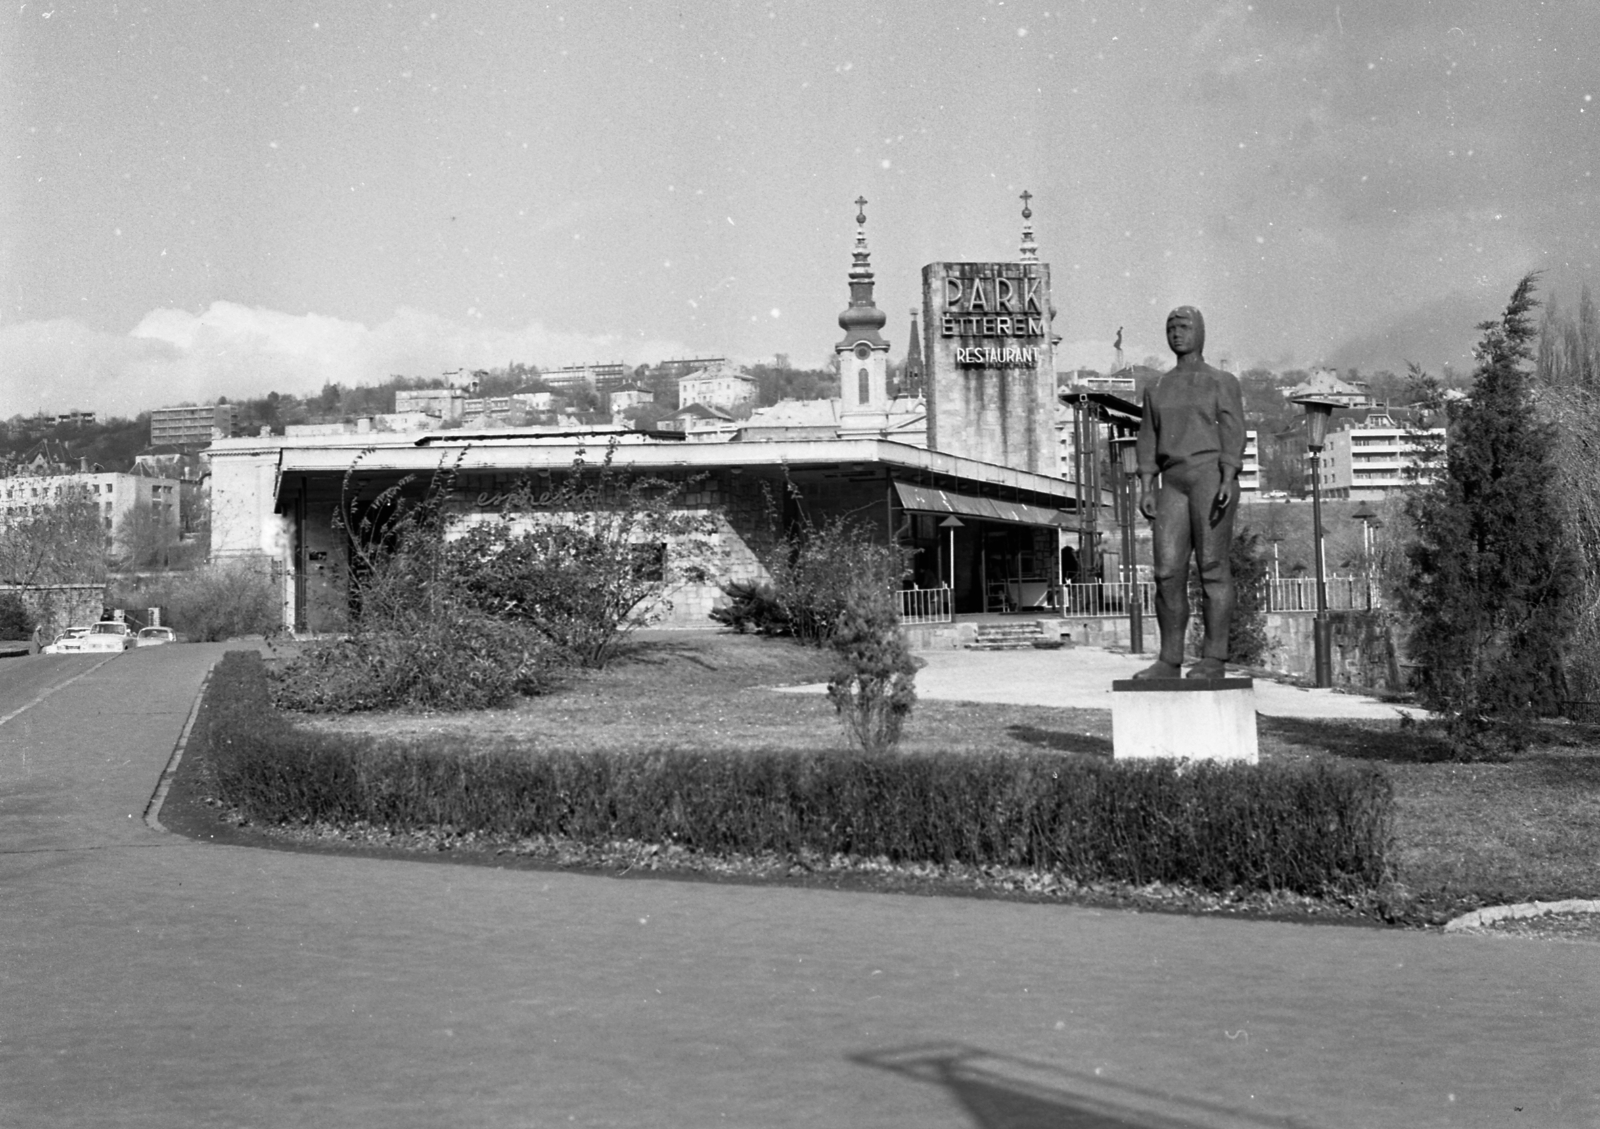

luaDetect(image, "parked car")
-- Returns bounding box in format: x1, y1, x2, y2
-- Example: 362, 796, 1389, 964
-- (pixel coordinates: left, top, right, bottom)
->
41, 626, 91, 654
134, 626, 178, 647
73, 622, 138, 654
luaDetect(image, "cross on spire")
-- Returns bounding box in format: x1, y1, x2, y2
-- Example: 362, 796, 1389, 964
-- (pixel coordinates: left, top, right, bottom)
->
855, 196, 868, 225
1019, 189, 1038, 262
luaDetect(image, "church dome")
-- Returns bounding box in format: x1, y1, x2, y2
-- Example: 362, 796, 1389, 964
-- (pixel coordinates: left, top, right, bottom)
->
838, 298, 888, 335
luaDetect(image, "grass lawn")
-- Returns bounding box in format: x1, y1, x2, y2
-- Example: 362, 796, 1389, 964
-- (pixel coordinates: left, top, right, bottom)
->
278, 630, 1600, 923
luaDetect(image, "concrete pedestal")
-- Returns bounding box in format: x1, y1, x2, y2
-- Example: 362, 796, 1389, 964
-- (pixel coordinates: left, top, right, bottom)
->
1110, 678, 1258, 764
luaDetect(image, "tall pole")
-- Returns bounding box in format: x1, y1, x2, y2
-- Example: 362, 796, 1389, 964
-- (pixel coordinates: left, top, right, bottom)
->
1309, 449, 1333, 687
1074, 397, 1088, 582
1111, 435, 1143, 654
1123, 466, 1142, 653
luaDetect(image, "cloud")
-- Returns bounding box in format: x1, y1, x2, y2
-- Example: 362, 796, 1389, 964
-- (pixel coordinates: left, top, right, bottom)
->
0, 303, 687, 419
1325, 289, 1489, 374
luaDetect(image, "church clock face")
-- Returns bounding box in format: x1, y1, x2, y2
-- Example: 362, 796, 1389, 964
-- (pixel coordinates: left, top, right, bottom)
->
853, 343, 871, 361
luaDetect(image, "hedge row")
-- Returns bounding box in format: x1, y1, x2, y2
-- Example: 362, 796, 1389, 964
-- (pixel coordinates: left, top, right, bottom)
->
206, 651, 1394, 897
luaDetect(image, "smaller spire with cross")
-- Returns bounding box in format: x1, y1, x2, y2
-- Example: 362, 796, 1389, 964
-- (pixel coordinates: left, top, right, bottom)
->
849, 195, 874, 283
1019, 189, 1038, 262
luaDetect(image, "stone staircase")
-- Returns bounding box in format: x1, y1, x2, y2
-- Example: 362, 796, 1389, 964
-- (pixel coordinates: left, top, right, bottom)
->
963, 620, 1067, 651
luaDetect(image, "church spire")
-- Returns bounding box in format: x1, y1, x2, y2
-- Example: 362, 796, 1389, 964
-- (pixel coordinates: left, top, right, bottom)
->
837, 196, 890, 416
905, 307, 924, 397
1019, 190, 1038, 262
837, 196, 888, 350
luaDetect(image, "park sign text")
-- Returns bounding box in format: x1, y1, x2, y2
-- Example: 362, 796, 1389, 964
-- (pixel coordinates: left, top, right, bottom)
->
921, 260, 1057, 476
937, 263, 1047, 367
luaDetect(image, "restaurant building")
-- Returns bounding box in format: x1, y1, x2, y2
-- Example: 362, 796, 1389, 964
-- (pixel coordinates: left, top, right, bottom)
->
208, 197, 1107, 633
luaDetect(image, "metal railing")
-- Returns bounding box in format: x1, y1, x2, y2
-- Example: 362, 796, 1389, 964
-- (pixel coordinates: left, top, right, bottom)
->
895, 576, 1380, 624
1060, 580, 1155, 617
1058, 576, 1380, 617
897, 585, 954, 625
1262, 576, 1380, 612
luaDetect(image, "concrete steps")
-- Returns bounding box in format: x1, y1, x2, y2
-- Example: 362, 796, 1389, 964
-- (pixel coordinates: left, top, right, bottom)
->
963, 620, 1067, 651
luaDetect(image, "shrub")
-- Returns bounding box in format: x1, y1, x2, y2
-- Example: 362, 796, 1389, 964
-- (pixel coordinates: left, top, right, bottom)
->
273, 606, 554, 713
445, 444, 715, 668
746, 496, 911, 646
826, 598, 919, 755
146, 557, 283, 641
272, 456, 557, 713
0, 593, 35, 639
207, 652, 1394, 898
708, 579, 790, 635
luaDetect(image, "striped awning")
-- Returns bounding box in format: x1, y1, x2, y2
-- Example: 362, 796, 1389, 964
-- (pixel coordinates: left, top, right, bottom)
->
893, 481, 1077, 530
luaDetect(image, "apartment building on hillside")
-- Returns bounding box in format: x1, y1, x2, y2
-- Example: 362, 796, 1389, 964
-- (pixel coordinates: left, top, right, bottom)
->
150, 404, 238, 447
1307, 409, 1445, 500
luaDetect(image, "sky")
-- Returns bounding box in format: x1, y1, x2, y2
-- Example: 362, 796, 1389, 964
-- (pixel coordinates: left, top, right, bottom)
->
2, 0, 1596, 417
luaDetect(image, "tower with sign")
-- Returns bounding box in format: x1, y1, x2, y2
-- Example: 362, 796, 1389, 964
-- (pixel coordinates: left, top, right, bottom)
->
836, 197, 891, 419
922, 192, 1058, 476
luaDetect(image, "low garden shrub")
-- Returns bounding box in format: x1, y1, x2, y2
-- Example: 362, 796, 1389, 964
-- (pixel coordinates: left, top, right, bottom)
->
272, 606, 555, 713
212, 652, 1395, 897
826, 598, 918, 756
708, 580, 789, 635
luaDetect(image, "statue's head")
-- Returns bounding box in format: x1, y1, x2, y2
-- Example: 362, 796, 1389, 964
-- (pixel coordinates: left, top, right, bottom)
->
1166, 306, 1206, 357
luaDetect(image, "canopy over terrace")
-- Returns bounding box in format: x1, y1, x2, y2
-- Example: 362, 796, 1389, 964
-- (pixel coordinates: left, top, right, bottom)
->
211, 432, 1102, 632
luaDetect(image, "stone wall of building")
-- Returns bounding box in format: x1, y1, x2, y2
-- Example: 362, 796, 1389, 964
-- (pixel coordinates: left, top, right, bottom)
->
1, 584, 107, 640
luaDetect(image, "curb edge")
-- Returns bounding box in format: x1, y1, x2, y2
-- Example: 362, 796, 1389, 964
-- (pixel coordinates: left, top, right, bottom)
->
143, 663, 216, 834
1443, 898, 1600, 933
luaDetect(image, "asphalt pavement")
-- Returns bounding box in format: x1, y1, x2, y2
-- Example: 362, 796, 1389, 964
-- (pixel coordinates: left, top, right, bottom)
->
1, 646, 1595, 1128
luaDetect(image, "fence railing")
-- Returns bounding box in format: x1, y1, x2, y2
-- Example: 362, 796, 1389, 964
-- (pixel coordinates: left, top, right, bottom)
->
1060, 580, 1156, 617
895, 576, 1380, 624
897, 586, 954, 625
1262, 576, 1380, 612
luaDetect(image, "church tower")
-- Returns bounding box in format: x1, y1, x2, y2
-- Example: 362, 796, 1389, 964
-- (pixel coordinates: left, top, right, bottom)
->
904, 307, 924, 398
836, 196, 890, 417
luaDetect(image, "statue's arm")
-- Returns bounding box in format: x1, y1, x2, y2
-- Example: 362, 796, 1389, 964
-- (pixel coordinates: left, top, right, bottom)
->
1136, 385, 1159, 519
1214, 373, 1246, 508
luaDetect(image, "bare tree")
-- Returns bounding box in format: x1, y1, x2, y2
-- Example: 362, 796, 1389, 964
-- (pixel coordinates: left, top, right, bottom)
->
1535, 284, 1600, 708
0, 487, 106, 586
113, 503, 185, 569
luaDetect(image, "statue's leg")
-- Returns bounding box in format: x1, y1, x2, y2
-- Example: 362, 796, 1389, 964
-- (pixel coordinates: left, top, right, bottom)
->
1191, 464, 1236, 662
1150, 473, 1192, 667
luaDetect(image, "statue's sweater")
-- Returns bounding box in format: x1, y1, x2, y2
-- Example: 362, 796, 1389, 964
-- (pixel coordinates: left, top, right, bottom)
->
1135, 365, 1247, 479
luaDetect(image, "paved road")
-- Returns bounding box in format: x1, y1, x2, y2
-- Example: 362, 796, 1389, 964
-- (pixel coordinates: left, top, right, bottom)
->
1, 647, 1596, 1128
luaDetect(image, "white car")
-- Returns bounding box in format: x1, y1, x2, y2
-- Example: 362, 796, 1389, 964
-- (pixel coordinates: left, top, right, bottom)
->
71, 622, 137, 654
135, 626, 178, 647
41, 626, 91, 654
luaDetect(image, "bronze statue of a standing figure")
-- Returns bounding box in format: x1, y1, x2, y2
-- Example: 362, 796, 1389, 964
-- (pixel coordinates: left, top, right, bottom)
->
1132, 307, 1246, 680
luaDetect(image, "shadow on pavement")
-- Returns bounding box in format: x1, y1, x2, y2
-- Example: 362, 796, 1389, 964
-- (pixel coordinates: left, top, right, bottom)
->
850, 1042, 1312, 1129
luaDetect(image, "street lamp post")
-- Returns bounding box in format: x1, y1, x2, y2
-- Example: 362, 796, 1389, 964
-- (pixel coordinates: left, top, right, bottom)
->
1110, 435, 1143, 654
1289, 392, 1341, 688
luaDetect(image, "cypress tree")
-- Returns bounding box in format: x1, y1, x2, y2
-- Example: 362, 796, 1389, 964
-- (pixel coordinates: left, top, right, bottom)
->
1400, 274, 1580, 744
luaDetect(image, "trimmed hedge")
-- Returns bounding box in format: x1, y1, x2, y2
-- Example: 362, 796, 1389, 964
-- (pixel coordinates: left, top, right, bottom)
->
207, 651, 1394, 897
